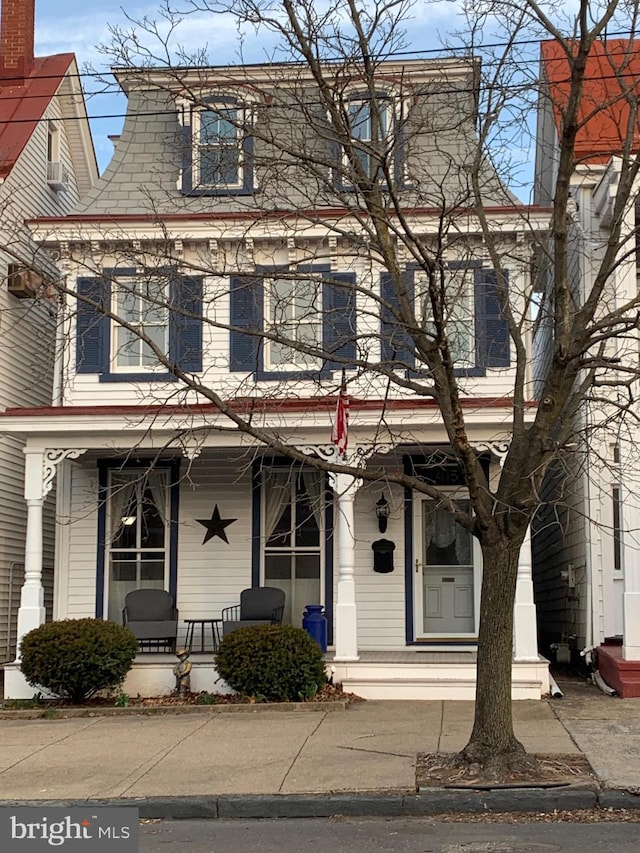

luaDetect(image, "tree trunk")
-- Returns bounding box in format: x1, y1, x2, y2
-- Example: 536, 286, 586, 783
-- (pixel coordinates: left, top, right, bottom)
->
461, 534, 528, 773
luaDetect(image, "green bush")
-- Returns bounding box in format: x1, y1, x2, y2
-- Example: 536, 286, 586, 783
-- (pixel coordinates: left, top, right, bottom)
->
215, 624, 326, 701
20, 618, 138, 704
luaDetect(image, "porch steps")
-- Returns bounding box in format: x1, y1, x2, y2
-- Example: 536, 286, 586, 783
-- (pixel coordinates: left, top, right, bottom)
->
332, 653, 550, 700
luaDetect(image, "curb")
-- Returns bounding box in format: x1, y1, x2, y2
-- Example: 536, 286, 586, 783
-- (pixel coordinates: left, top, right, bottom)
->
0, 701, 348, 720
0, 786, 611, 819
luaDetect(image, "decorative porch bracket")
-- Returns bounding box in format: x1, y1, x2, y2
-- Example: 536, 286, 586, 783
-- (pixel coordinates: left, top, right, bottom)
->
16, 448, 88, 658
470, 439, 511, 468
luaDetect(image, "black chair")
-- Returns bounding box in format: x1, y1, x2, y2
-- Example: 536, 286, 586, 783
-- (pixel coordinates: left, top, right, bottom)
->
122, 588, 178, 653
222, 586, 285, 636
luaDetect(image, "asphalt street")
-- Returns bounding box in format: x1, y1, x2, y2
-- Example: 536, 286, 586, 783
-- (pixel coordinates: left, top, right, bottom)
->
139, 816, 640, 852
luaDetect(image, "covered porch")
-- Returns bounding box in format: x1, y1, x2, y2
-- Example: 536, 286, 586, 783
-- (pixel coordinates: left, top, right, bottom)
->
0, 403, 549, 700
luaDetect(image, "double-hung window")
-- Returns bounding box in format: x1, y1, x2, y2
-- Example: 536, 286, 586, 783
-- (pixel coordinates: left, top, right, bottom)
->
111, 278, 169, 373
181, 96, 254, 195
414, 268, 475, 368
347, 98, 391, 180
381, 264, 510, 374
76, 270, 203, 380
195, 106, 242, 188
264, 277, 322, 372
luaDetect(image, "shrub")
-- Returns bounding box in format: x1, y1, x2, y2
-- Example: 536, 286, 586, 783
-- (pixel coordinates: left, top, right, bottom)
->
215, 624, 326, 701
20, 618, 138, 704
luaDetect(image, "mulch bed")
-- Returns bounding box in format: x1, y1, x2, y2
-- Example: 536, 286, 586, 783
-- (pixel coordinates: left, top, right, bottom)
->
0, 682, 362, 715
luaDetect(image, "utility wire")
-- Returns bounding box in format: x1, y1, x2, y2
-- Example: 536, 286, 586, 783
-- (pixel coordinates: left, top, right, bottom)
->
3, 24, 640, 86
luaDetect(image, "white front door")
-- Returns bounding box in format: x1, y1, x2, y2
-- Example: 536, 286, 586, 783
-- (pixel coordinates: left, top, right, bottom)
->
414, 498, 480, 639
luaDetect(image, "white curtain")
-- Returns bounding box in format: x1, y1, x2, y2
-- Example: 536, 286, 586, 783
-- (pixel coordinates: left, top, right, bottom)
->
425, 501, 472, 566
264, 470, 291, 540
302, 470, 324, 532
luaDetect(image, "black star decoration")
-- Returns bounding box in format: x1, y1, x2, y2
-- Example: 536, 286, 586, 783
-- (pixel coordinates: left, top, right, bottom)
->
196, 505, 238, 545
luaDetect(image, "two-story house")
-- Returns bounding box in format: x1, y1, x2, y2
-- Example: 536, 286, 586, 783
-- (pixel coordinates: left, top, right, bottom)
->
1, 51, 551, 699
532, 39, 640, 695
0, 0, 97, 665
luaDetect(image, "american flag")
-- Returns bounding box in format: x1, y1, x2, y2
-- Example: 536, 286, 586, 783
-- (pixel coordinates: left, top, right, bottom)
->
331, 370, 349, 456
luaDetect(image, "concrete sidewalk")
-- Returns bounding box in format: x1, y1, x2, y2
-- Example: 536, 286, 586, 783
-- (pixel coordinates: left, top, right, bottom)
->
0, 680, 639, 816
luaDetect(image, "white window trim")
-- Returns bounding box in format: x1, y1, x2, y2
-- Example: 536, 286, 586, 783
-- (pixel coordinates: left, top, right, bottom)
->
110, 277, 170, 374
47, 120, 60, 164
263, 276, 323, 372
191, 104, 245, 190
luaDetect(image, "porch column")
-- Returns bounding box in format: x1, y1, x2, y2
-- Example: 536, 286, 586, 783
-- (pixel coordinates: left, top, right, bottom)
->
331, 472, 359, 661
16, 447, 88, 657
513, 526, 540, 661
15, 448, 47, 653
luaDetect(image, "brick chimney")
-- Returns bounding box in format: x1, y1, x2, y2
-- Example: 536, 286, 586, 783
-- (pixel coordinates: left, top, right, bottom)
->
0, 0, 35, 81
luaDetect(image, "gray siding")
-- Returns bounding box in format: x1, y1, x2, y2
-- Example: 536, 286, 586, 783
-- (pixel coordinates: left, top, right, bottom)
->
75, 62, 516, 217
532, 457, 588, 657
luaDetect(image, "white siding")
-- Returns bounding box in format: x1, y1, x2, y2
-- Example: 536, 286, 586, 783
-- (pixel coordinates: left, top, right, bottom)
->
63, 242, 530, 408
0, 93, 85, 659
353, 480, 407, 649
61, 451, 487, 653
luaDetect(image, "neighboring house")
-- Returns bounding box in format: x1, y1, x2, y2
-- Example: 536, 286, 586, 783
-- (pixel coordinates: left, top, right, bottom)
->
0, 0, 97, 663
532, 39, 640, 694
1, 51, 550, 699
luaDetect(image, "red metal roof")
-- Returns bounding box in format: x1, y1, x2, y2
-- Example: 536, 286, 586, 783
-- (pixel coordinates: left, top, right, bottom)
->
0, 52, 74, 179
541, 39, 640, 164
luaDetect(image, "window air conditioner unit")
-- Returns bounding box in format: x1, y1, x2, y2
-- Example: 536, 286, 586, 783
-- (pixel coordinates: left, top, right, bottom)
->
7, 264, 43, 298
47, 160, 69, 190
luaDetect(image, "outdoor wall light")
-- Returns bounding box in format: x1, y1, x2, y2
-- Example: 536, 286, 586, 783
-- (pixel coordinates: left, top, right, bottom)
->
121, 516, 136, 526
375, 493, 390, 533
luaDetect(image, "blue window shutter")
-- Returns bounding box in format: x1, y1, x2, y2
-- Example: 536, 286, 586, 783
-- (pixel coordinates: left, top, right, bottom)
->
76, 277, 109, 373
171, 276, 203, 373
323, 272, 356, 368
475, 269, 510, 368
181, 121, 193, 193
380, 271, 415, 369
230, 275, 263, 372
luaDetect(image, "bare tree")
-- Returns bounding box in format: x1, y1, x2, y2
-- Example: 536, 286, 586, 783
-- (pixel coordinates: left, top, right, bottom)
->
33, 0, 640, 775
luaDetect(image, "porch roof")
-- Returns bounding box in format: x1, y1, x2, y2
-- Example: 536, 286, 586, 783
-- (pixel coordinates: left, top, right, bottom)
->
0, 397, 535, 440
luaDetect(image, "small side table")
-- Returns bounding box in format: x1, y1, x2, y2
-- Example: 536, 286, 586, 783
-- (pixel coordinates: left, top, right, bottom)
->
184, 619, 222, 653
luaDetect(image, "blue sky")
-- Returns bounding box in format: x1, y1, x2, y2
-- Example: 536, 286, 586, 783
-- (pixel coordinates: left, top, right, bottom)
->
34, 0, 460, 173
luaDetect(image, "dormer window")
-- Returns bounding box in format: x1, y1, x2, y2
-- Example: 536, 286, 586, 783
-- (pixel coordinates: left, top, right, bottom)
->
347, 97, 392, 180
194, 105, 242, 187
180, 96, 254, 196
336, 92, 402, 189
